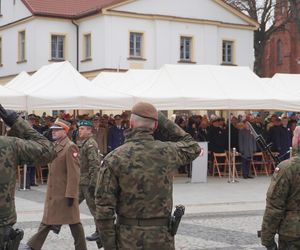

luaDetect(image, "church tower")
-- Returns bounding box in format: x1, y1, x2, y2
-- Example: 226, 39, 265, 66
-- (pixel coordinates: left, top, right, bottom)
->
262, 0, 300, 77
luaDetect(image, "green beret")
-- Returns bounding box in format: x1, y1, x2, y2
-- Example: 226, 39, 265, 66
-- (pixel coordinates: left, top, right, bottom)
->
78, 120, 93, 127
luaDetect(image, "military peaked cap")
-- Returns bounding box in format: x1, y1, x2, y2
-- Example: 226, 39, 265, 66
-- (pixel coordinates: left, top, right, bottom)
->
78, 120, 93, 127
50, 118, 71, 132
131, 102, 158, 121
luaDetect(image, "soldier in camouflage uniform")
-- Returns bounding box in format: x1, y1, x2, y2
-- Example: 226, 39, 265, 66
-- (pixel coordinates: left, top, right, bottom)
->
95, 102, 201, 250
0, 105, 56, 248
261, 124, 300, 250
77, 120, 102, 244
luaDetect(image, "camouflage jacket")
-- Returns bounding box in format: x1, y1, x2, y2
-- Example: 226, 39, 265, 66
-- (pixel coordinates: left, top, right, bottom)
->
261, 147, 300, 246
77, 136, 100, 187
95, 112, 201, 249
0, 117, 56, 226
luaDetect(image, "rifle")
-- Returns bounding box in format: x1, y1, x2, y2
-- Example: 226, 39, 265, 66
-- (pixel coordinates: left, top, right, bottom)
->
169, 205, 185, 236
246, 122, 280, 166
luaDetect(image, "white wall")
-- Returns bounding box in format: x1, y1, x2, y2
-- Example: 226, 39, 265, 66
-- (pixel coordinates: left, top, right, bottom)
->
101, 15, 254, 70
0, 18, 77, 77
113, 0, 249, 25
0, 0, 32, 26
78, 15, 106, 72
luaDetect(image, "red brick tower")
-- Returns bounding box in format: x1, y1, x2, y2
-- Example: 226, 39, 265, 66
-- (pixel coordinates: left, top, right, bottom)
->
262, 0, 300, 77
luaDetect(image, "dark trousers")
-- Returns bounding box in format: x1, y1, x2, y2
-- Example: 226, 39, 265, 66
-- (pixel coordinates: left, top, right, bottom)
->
27, 223, 87, 250
242, 157, 251, 177
27, 166, 36, 185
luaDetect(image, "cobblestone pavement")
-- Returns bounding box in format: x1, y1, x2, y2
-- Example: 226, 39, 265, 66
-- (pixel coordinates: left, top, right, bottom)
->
15, 178, 269, 250
17, 210, 266, 250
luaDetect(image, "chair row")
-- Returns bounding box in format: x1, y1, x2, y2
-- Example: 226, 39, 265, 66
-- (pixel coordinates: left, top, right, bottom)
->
212, 151, 278, 178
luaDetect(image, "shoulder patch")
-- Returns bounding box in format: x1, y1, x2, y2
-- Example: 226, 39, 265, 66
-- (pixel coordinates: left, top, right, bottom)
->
72, 152, 78, 158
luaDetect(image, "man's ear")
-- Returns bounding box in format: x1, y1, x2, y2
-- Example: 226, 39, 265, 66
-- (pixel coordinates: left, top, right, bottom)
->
153, 121, 158, 130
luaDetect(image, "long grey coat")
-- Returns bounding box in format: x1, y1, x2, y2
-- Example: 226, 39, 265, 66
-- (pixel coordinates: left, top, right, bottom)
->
238, 128, 257, 158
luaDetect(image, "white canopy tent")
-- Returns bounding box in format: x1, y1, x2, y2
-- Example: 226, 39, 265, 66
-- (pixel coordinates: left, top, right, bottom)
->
5, 71, 30, 89
94, 65, 276, 110
1, 71, 29, 109
92, 69, 159, 94
264, 73, 300, 112
0, 86, 26, 110
6, 61, 134, 110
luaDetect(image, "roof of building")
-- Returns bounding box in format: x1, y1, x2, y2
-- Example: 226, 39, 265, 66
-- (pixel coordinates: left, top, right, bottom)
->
21, 0, 127, 19
21, 0, 258, 28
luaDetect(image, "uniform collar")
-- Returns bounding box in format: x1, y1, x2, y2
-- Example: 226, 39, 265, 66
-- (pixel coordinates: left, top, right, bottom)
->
124, 128, 154, 143
54, 136, 69, 153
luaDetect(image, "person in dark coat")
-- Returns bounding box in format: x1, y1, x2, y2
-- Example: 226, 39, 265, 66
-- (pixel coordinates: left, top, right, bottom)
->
108, 115, 125, 152
198, 119, 209, 142
238, 121, 256, 179
268, 118, 292, 160
208, 118, 227, 153
229, 116, 239, 151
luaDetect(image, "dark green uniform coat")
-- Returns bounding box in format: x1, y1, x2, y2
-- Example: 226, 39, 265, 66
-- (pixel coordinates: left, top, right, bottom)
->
0, 117, 55, 233
95, 112, 201, 250
261, 147, 300, 249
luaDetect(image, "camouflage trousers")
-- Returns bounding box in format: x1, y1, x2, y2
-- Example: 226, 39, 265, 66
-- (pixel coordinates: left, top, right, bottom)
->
79, 185, 96, 217
279, 236, 300, 250
116, 224, 175, 250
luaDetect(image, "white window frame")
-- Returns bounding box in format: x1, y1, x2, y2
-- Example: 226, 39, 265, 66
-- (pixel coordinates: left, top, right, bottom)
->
51, 35, 65, 60
84, 33, 92, 59
18, 31, 26, 62
129, 32, 143, 58
180, 36, 192, 61
222, 40, 234, 64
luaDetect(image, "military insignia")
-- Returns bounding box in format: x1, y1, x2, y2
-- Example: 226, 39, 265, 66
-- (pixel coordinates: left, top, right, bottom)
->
72, 152, 78, 158
273, 167, 280, 178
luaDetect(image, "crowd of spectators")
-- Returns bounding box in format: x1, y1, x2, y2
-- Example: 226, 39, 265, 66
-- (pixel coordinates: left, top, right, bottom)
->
174, 112, 298, 178
2, 110, 297, 180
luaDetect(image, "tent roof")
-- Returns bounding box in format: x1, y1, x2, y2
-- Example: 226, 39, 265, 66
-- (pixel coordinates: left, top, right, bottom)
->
25, 61, 134, 110
5, 71, 30, 89
0, 85, 26, 110
266, 73, 300, 111
127, 65, 275, 110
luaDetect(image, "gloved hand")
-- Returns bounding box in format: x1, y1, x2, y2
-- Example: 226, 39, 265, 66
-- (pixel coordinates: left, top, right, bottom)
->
88, 185, 96, 197
67, 198, 74, 207
0, 105, 18, 127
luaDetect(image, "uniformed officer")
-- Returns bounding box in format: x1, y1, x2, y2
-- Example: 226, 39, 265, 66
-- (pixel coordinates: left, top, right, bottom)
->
0, 105, 56, 248
261, 124, 300, 250
77, 120, 102, 244
92, 116, 108, 155
25, 118, 87, 250
107, 115, 125, 152
95, 102, 201, 250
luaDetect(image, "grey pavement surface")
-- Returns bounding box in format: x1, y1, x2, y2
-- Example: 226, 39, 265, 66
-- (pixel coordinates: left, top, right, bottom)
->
16, 176, 271, 249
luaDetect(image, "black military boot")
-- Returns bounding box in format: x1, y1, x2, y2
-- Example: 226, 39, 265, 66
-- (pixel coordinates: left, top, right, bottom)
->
86, 231, 100, 241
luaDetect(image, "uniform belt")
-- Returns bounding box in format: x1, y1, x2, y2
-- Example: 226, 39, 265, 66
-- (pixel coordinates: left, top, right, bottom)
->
117, 216, 169, 227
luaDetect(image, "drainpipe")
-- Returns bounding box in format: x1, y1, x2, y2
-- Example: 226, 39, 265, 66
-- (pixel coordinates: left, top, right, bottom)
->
72, 20, 79, 71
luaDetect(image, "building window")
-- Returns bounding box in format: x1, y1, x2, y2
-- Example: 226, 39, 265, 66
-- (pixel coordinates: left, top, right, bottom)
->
277, 39, 283, 65
18, 31, 26, 62
222, 40, 234, 64
51, 35, 65, 60
84, 34, 91, 60
130, 32, 143, 58
180, 36, 192, 61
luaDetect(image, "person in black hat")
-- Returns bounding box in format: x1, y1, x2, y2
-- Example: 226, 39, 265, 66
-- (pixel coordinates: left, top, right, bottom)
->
107, 114, 125, 152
